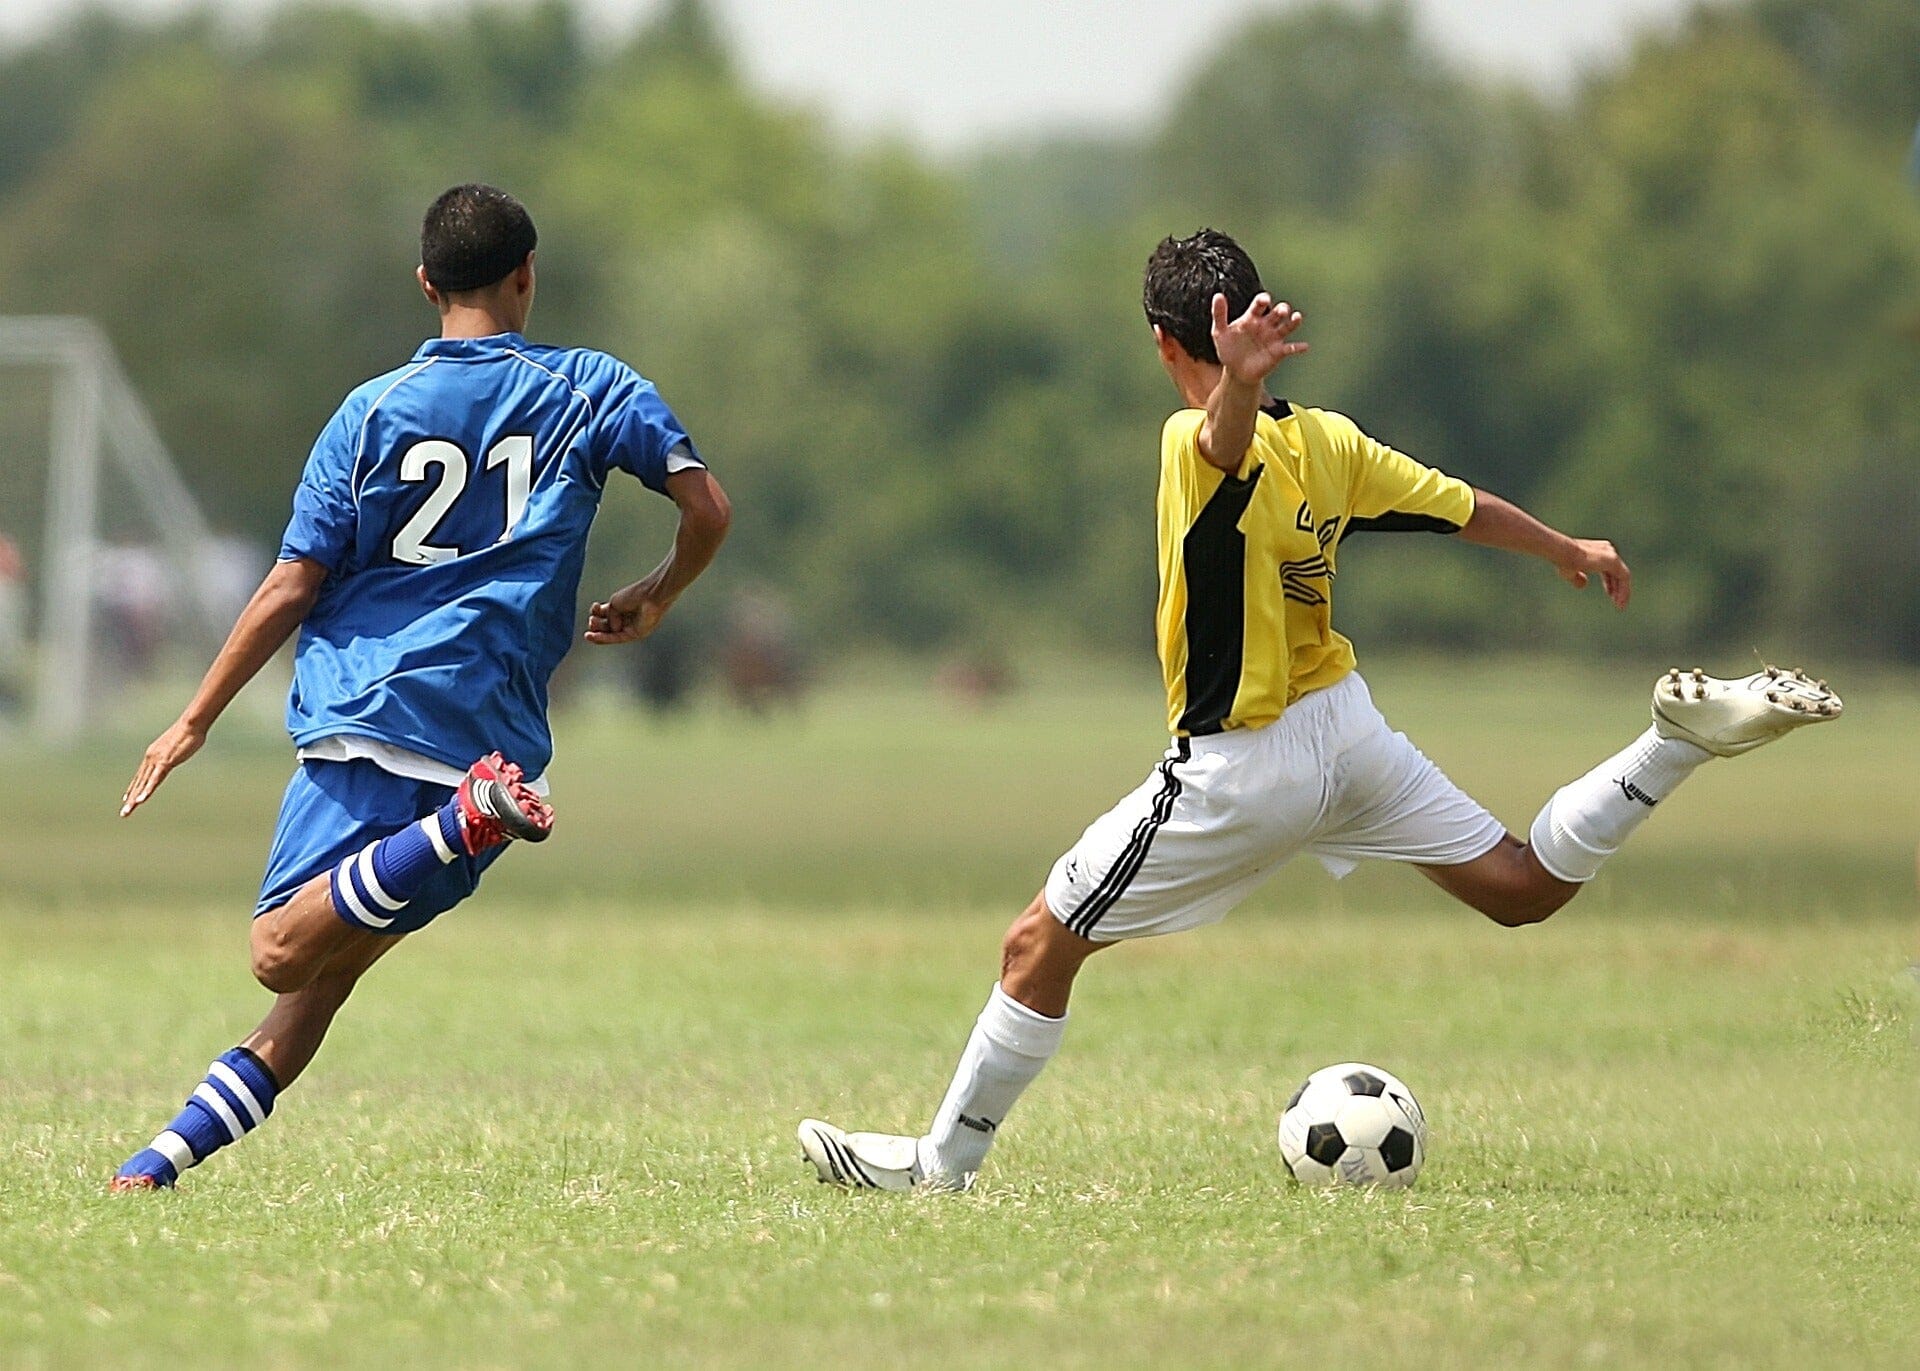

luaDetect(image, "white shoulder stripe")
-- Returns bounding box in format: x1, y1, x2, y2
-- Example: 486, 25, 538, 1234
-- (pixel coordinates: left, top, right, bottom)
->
349, 357, 440, 502
503, 347, 596, 422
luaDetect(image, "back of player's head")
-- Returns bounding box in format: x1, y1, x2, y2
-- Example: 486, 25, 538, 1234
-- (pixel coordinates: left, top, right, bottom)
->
420, 184, 538, 294
1142, 228, 1265, 365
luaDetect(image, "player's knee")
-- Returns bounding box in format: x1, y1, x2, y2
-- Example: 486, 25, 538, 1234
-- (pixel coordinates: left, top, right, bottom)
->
999, 907, 1048, 979
1000, 898, 1081, 979
250, 924, 312, 994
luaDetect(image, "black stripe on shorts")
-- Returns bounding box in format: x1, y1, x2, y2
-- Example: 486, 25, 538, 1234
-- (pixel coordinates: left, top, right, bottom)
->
1065, 737, 1190, 938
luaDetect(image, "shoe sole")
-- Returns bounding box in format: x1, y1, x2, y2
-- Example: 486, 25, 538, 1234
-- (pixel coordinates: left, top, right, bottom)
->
1653, 665, 1841, 756
108, 1175, 167, 1192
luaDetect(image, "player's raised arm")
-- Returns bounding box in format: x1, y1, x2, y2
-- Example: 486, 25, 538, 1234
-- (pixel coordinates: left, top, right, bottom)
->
1458, 488, 1631, 610
1198, 292, 1307, 472
584, 468, 731, 645
120, 557, 329, 816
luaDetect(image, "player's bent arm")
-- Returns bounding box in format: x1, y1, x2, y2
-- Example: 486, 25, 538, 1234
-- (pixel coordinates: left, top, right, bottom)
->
120, 557, 329, 816
1458, 488, 1631, 610
1196, 293, 1307, 473
1198, 367, 1266, 474
584, 468, 731, 646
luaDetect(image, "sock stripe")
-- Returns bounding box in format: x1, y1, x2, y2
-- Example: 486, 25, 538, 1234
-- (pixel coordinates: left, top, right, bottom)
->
150, 1129, 196, 1171
423, 813, 459, 864
191, 1082, 246, 1142
332, 858, 393, 929
207, 1061, 266, 1127
356, 845, 406, 911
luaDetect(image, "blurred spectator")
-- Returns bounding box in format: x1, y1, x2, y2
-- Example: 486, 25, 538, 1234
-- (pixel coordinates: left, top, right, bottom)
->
627, 612, 697, 715
936, 646, 1017, 709
0, 535, 25, 715
93, 541, 173, 680
722, 589, 804, 714
195, 532, 265, 626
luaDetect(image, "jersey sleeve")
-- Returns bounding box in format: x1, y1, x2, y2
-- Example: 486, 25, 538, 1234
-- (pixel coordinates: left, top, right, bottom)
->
598, 366, 702, 495
1157, 410, 1223, 523
277, 401, 361, 571
1316, 408, 1475, 534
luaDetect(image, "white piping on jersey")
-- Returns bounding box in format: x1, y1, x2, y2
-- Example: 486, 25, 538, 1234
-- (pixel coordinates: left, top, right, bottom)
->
504, 346, 600, 490
350, 357, 441, 507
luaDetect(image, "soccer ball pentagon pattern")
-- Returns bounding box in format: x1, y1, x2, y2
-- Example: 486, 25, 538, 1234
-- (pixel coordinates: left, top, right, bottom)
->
1277, 1062, 1426, 1188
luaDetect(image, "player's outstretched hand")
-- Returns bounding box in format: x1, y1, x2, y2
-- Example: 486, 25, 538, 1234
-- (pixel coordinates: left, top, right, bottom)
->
1212, 292, 1308, 386
585, 576, 674, 645
120, 718, 207, 817
1556, 538, 1631, 609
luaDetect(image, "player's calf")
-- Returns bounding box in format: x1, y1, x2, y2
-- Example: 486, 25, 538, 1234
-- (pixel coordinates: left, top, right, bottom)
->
327, 751, 552, 934
1421, 837, 1577, 927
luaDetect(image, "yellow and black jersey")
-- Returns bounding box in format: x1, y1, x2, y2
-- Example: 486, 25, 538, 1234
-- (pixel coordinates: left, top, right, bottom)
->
1157, 401, 1475, 736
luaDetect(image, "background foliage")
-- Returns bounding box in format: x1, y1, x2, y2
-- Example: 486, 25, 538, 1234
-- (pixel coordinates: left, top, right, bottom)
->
2, 0, 1917, 660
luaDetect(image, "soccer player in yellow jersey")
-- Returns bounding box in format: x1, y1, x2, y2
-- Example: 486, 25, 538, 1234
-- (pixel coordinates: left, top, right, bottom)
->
798, 228, 1841, 1192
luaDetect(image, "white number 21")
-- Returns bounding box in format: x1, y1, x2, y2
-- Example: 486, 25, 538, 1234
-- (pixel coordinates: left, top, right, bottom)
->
391, 435, 533, 566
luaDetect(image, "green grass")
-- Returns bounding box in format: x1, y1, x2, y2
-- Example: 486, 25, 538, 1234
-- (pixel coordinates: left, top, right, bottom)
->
3, 658, 1917, 1368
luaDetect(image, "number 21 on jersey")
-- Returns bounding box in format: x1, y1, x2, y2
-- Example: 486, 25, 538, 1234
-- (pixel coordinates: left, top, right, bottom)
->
391, 435, 533, 566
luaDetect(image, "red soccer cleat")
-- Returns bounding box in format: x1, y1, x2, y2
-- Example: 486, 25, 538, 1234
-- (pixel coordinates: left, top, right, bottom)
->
454, 752, 554, 854
109, 1174, 164, 1193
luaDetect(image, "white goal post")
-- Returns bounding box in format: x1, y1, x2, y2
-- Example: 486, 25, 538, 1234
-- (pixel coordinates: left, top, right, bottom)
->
0, 317, 229, 744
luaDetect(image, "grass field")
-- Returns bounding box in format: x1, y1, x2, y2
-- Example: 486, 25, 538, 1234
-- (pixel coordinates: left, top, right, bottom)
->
3, 658, 1916, 1368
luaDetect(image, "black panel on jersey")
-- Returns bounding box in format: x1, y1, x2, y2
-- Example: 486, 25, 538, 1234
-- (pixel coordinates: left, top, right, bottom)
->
1339, 511, 1464, 540
1177, 464, 1264, 736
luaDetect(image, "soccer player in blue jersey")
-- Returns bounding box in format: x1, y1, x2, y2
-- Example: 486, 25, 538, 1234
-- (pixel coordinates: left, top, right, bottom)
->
110, 184, 731, 1190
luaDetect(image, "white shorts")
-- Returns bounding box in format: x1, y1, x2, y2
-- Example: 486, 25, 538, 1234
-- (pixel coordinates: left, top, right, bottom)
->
1045, 672, 1507, 943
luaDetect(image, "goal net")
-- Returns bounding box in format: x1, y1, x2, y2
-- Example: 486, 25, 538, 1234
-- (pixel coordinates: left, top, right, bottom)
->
0, 317, 237, 746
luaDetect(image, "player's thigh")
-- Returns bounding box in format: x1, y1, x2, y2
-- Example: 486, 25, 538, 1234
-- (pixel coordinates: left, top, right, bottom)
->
1044, 732, 1319, 944
1309, 714, 1508, 877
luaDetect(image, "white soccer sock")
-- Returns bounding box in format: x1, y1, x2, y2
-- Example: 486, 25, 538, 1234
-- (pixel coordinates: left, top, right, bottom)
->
918, 983, 1066, 1183
1529, 726, 1711, 882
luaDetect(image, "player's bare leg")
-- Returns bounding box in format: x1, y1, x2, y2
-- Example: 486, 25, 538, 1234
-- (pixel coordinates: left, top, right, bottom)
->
800, 892, 1102, 1191
1431, 666, 1841, 928
250, 874, 378, 993
998, 892, 1106, 1016
1419, 836, 1577, 927
112, 753, 551, 1190
243, 928, 404, 1087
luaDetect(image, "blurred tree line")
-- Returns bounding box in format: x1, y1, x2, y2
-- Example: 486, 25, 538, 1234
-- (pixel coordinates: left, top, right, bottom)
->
1, 0, 1916, 662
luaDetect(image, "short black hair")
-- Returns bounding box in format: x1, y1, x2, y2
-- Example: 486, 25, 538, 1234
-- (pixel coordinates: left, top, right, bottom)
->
420, 184, 537, 294
1142, 228, 1265, 365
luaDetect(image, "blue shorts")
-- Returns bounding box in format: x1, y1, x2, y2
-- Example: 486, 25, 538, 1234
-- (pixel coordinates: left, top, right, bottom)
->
256, 759, 504, 935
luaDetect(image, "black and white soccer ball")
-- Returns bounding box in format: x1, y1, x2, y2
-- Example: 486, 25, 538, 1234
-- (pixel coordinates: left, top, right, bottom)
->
1277, 1062, 1427, 1188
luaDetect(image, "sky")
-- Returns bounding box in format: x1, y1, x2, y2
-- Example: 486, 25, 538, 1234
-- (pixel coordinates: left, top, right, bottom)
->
0, 0, 1700, 147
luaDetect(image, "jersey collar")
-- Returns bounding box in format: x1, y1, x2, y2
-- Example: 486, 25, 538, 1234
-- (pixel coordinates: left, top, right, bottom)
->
413, 332, 528, 361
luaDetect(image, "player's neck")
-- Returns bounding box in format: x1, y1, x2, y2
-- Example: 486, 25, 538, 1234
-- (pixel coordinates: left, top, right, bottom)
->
437, 303, 525, 340
1174, 362, 1271, 413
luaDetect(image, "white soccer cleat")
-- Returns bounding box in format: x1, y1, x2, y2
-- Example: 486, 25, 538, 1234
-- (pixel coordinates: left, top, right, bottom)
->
797, 1119, 970, 1193
1651, 665, 1841, 757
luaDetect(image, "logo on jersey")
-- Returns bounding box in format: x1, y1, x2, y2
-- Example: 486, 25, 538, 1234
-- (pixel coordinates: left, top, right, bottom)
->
1279, 500, 1340, 605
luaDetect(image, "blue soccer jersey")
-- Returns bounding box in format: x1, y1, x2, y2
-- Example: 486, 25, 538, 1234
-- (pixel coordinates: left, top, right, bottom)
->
277, 332, 698, 777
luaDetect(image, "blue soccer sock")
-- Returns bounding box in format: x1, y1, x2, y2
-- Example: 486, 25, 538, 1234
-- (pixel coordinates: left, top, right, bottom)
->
116, 1047, 280, 1187
328, 805, 464, 931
